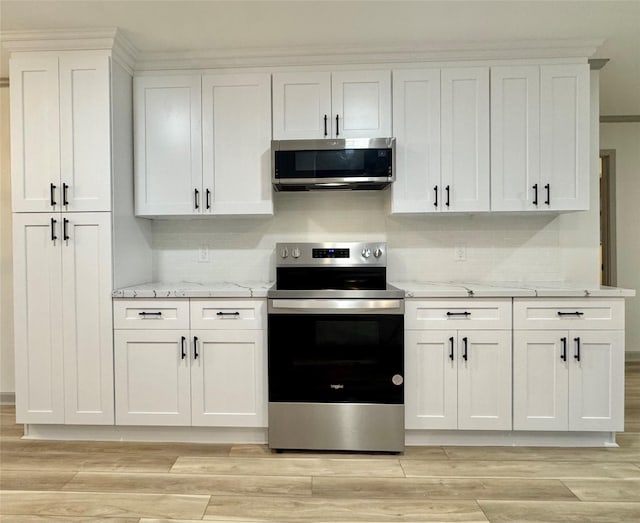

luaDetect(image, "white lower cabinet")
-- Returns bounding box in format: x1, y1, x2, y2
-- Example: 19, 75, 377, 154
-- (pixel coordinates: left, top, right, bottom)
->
113, 299, 267, 428
513, 329, 624, 431
13, 212, 114, 425
405, 299, 512, 431
513, 298, 625, 432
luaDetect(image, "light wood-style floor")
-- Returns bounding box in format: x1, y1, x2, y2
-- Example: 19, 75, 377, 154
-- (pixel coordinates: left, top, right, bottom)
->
1, 362, 639, 522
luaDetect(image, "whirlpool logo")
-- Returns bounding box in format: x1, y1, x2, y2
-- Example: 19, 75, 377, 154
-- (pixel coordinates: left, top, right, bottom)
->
330, 384, 344, 390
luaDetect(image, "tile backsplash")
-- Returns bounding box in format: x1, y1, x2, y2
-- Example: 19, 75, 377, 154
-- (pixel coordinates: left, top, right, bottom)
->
152, 191, 594, 284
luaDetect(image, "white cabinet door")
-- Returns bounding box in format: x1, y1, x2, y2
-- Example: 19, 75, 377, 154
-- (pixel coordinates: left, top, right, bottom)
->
405, 330, 457, 429
513, 330, 569, 431
202, 73, 273, 215
457, 330, 512, 430
62, 213, 114, 424
114, 330, 191, 425
569, 330, 624, 431
12, 213, 64, 423
134, 75, 202, 215
272, 72, 331, 140
58, 52, 112, 212
391, 69, 441, 213
540, 64, 590, 211
331, 70, 391, 138
491, 66, 541, 211
191, 330, 267, 427
441, 67, 490, 212
10, 55, 60, 213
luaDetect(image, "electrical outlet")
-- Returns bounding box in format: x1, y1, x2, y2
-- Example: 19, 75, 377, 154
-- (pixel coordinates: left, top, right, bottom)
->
454, 245, 467, 261
198, 245, 209, 263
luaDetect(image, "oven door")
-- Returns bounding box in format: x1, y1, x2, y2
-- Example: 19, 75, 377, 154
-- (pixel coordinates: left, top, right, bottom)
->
268, 299, 404, 405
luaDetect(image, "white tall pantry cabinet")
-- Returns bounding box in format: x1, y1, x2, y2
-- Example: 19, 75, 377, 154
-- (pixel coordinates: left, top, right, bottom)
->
10, 42, 148, 425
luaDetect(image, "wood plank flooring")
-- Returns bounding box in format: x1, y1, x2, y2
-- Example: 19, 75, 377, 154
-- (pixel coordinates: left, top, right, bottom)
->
1, 360, 639, 522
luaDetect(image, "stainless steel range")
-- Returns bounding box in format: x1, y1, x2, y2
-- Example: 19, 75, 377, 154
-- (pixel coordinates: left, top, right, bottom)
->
267, 242, 404, 453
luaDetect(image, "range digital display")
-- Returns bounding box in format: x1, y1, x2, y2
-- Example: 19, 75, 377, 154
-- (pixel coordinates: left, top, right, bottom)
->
312, 248, 350, 259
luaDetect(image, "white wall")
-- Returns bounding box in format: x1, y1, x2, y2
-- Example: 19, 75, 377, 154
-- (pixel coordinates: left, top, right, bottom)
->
600, 122, 640, 352
152, 193, 596, 286
0, 86, 14, 396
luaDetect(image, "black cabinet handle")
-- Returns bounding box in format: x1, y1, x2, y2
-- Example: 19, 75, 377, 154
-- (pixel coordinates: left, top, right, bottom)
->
216, 311, 240, 317
532, 183, 538, 206
323, 114, 328, 137
62, 183, 69, 206
574, 337, 581, 362
63, 218, 69, 241
544, 183, 550, 205
194, 188, 200, 209
50, 217, 57, 241
50, 183, 57, 206
335, 114, 340, 137
434, 186, 438, 207
193, 336, 199, 359
557, 311, 585, 317
462, 337, 468, 361
206, 189, 211, 210
181, 336, 186, 360
561, 337, 567, 361
445, 185, 450, 207
449, 336, 454, 361
138, 311, 162, 317
446, 311, 471, 317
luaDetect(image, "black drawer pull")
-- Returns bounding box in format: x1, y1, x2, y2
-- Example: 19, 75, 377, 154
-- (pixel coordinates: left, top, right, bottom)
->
462, 337, 468, 361
193, 336, 199, 359
532, 183, 538, 206
446, 311, 471, 317
449, 336, 454, 361
544, 183, 550, 205
557, 311, 584, 317
561, 337, 567, 362
180, 336, 186, 360
62, 183, 69, 206
434, 186, 438, 207
574, 337, 581, 362
445, 185, 450, 207
217, 311, 240, 317
138, 311, 162, 317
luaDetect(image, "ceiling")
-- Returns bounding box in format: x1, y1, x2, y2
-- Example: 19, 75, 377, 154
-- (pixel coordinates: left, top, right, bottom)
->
1, 0, 638, 115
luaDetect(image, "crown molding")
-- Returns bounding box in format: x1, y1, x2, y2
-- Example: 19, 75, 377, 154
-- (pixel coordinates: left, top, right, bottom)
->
0, 28, 137, 73
134, 38, 605, 71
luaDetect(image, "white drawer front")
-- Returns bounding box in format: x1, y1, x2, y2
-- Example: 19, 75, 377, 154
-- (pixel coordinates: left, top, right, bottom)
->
190, 299, 265, 330
113, 299, 190, 330
405, 299, 512, 330
513, 298, 624, 330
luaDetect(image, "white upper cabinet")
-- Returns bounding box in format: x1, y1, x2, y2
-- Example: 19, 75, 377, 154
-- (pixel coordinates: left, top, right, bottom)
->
272, 72, 332, 140
392, 67, 489, 213
10, 51, 112, 213
540, 64, 590, 211
272, 70, 391, 140
491, 66, 541, 211
391, 69, 441, 213
135, 72, 272, 216
441, 67, 490, 213
202, 73, 273, 215
134, 75, 202, 216
491, 63, 590, 211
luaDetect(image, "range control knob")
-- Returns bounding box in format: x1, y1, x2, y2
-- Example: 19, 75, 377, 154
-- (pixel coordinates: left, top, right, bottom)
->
374, 247, 383, 258
291, 247, 301, 259
280, 248, 289, 259
361, 248, 372, 259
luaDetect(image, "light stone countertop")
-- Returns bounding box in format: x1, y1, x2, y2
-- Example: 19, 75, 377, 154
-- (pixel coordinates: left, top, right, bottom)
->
391, 281, 636, 298
112, 281, 273, 299
113, 280, 635, 299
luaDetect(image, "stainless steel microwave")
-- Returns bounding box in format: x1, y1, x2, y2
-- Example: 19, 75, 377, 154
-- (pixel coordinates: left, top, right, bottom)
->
272, 138, 395, 191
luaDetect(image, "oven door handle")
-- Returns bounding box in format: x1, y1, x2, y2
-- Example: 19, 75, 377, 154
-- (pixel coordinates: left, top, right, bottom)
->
269, 299, 403, 314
